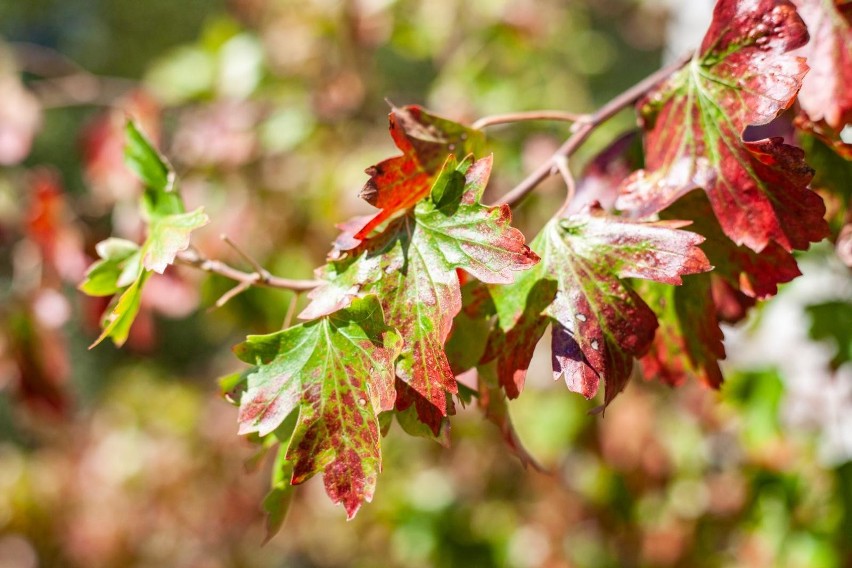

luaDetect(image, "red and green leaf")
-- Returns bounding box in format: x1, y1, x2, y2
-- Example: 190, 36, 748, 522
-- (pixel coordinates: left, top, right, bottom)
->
639, 277, 725, 388
234, 295, 401, 519
486, 204, 711, 405
304, 155, 538, 419
618, 0, 828, 253
334, 105, 484, 251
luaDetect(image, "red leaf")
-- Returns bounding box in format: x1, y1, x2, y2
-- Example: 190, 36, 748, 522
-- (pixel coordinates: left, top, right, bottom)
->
791, 0, 852, 129
618, 0, 828, 253
334, 105, 484, 251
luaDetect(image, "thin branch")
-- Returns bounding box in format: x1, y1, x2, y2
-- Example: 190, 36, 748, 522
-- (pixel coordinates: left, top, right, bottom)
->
176, 249, 321, 292
472, 110, 590, 130
495, 53, 692, 209
221, 234, 271, 283
213, 280, 254, 309
553, 156, 576, 217
283, 293, 300, 329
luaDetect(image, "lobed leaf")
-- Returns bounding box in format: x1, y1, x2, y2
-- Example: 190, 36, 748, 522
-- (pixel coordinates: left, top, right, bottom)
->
618, 0, 828, 253
304, 156, 537, 426
486, 205, 711, 405
234, 295, 401, 519
142, 207, 210, 273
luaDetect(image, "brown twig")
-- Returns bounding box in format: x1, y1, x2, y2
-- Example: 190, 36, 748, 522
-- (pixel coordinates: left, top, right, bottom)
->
176, 248, 321, 292
472, 110, 590, 130
552, 156, 576, 217
495, 53, 692, 209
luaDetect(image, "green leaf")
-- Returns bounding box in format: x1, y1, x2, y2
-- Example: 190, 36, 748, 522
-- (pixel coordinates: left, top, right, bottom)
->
235, 295, 401, 519
124, 120, 184, 218
79, 238, 141, 297
89, 271, 151, 348
806, 300, 852, 370
142, 207, 210, 273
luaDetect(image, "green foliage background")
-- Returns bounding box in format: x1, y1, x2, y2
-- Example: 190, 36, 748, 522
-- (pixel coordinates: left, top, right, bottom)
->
0, 1, 850, 566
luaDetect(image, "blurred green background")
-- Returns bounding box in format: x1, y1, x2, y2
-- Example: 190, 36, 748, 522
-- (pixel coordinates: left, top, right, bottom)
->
0, 0, 850, 566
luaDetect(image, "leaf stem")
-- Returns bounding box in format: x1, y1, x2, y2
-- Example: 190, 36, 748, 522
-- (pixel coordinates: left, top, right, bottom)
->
495, 53, 692, 209
472, 110, 589, 130
176, 249, 321, 292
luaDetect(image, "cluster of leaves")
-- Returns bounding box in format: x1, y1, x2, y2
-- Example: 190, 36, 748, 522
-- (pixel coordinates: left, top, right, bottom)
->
80, 0, 851, 526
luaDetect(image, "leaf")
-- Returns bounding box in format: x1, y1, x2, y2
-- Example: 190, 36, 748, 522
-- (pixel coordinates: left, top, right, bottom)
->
806, 300, 852, 369
79, 238, 141, 296
124, 121, 183, 218
662, 191, 801, 299
303, 156, 538, 417
487, 204, 710, 405
393, 379, 451, 445
617, 0, 828, 253
333, 105, 484, 251
444, 281, 494, 375
89, 271, 150, 348
791, 0, 852, 129
83, 121, 208, 346
234, 295, 401, 519
639, 277, 726, 388
142, 207, 210, 273
478, 362, 544, 471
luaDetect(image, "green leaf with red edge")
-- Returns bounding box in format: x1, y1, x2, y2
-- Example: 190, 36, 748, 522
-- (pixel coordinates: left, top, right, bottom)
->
486, 205, 711, 405
234, 295, 401, 519
639, 276, 726, 389
617, 0, 828, 253
302, 155, 538, 420
334, 105, 484, 251
791, 0, 852, 129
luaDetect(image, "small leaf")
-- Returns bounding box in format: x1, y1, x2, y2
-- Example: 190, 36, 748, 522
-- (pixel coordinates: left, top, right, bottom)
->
142, 207, 210, 273
124, 120, 183, 218
235, 295, 401, 519
487, 205, 711, 405
89, 271, 150, 348
79, 239, 141, 297
618, 0, 828, 253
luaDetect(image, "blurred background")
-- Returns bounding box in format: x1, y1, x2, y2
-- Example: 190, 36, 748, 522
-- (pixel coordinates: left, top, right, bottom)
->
0, 0, 850, 566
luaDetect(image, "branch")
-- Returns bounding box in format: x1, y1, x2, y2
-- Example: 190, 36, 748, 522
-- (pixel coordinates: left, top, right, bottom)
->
495, 53, 692, 208
472, 110, 589, 130
176, 249, 321, 292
